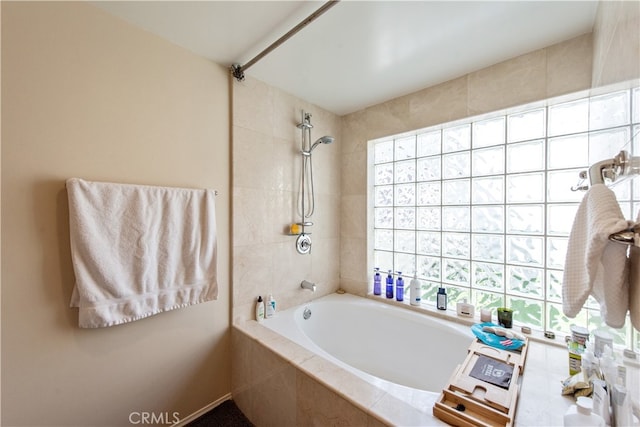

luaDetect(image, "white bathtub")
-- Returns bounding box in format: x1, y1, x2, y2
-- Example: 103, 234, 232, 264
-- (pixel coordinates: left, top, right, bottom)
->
263, 292, 474, 395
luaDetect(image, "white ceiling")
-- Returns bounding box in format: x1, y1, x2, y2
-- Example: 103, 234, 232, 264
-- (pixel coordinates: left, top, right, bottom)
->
93, 1, 599, 116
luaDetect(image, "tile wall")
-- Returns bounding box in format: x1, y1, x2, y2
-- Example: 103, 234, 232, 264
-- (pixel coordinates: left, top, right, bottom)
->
340, 33, 595, 297
231, 325, 388, 426
231, 8, 640, 420
231, 77, 342, 322
592, 0, 640, 88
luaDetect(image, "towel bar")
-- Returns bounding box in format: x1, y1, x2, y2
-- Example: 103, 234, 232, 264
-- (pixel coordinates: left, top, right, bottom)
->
609, 223, 640, 246
64, 179, 219, 196
574, 149, 640, 191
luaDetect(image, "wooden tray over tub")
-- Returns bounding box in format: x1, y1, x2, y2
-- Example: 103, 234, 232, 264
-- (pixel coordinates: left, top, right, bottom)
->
433, 338, 529, 427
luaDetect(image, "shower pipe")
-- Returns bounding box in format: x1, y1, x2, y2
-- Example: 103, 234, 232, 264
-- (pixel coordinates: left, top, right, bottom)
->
295, 111, 334, 254
296, 111, 315, 255
230, 0, 340, 81
297, 111, 334, 226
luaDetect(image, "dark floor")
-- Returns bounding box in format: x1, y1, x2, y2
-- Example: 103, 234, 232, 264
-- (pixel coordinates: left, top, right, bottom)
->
187, 400, 254, 427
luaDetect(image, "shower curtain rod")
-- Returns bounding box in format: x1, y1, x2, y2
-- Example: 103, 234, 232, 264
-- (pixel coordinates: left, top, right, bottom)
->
230, 0, 340, 81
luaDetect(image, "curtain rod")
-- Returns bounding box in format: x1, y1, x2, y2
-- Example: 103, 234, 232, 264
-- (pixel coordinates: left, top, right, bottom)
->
230, 0, 340, 81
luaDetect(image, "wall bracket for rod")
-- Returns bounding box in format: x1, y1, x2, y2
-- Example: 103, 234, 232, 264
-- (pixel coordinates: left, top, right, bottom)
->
229, 1, 340, 83
230, 64, 245, 81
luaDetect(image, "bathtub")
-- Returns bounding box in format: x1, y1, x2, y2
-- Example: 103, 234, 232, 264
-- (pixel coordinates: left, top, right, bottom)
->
263, 292, 474, 396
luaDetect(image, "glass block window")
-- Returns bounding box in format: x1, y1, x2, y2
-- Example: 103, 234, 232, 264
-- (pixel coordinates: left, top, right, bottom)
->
369, 85, 640, 349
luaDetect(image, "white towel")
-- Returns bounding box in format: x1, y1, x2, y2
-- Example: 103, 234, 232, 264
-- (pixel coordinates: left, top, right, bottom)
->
67, 178, 218, 328
562, 184, 629, 328
628, 245, 640, 331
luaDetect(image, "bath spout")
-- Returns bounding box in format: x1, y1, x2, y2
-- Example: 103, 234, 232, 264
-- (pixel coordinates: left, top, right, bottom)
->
301, 280, 316, 292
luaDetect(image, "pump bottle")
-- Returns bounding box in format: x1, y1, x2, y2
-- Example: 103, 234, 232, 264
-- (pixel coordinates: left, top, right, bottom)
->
373, 268, 381, 295
255, 296, 265, 322
395, 272, 404, 302
385, 270, 394, 299
410, 276, 421, 306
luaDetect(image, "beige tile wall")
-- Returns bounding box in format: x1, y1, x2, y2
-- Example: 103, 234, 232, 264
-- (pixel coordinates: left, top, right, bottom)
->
232, 77, 342, 322
230, 6, 640, 425
232, 326, 389, 426
592, 1, 640, 88
339, 34, 594, 297
231, 33, 599, 310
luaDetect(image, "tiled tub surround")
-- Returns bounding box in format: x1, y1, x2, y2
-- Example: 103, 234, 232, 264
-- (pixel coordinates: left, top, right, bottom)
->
232, 77, 342, 325
232, 292, 577, 426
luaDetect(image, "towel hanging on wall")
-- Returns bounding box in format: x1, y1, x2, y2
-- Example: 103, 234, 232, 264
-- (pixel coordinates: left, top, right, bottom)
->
66, 178, 218, 328
562, 183, 630, 328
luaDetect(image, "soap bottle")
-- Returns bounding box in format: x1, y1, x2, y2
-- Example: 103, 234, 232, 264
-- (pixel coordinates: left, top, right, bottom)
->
612, 384, 631, 427
437, 287, 447, 310
410, 276, 421, 306
385, 270, 394, 299
563, 396, 605, 426
395, 272, 404, 302
266, 294, 276, 318
600, 346, 617, 386
373, 268, 381, 296
255, 296, 265, 322
581, 342, 598, 380
591, 379, 610, 426
456, 298, 475, 317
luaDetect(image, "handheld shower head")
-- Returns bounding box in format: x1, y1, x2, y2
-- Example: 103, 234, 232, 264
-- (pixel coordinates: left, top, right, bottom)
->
309, 135, 335, 152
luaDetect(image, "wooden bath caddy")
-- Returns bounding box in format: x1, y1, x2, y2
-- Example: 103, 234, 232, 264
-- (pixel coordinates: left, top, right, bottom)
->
433, 337, 529, 427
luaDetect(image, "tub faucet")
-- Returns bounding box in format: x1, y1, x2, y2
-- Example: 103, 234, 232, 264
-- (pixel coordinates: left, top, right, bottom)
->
301, 280, 316, 292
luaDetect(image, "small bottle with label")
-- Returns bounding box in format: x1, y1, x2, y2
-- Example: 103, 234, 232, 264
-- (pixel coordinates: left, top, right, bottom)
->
266, 294, 276, 318
395, 272, 404, 302
437, 287, 447, 310
456, 298, 475, 317
410, 276, 421, 306
255, 296, 265, 322
385, 270, 394, 299
373, 268, 381, 296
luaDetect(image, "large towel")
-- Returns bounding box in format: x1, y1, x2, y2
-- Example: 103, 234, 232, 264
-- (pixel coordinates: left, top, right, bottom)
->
562, 184, 629, 328
67, 178, 218, 328
628, 212, 640, 331
629, 245, 640, 331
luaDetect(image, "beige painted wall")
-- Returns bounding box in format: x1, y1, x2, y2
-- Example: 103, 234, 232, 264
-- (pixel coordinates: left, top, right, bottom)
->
231, 78, 342, 322
1, 2, 230, 426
